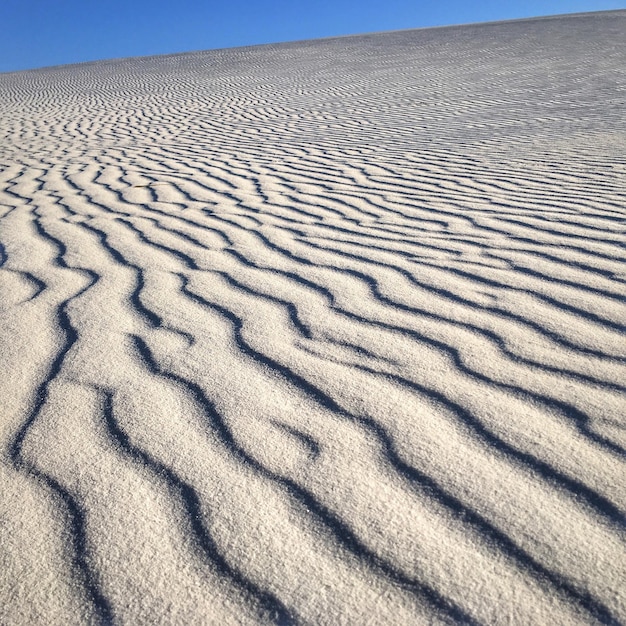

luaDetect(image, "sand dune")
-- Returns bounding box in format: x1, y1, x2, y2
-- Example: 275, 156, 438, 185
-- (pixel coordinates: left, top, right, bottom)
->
1, 10, 625, 625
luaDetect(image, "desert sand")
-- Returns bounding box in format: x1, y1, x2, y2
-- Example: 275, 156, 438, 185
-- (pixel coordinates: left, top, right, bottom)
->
0, 9, 625, 625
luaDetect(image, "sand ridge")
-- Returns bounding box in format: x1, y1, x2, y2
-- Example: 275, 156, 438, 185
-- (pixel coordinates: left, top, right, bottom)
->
0, 10, 625, 625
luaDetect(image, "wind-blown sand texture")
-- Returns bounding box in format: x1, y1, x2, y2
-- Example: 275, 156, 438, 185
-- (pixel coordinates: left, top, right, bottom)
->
1, 10, 625, 626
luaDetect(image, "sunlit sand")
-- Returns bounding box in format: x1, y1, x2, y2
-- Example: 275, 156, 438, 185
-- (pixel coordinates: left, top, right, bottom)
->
1, 10, 625, 625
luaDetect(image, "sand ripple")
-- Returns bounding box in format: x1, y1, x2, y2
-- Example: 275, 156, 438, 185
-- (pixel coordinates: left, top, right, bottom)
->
1, 10, 625, 625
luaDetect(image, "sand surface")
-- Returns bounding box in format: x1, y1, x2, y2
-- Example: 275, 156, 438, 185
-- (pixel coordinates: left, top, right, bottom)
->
1, 10, 625, 626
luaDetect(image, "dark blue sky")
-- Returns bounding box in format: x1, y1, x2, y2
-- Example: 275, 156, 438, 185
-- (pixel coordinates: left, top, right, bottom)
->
1, 1, 623, 73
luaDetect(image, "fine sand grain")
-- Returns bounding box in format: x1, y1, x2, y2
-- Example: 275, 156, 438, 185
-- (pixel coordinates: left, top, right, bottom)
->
1, 10, 625, 626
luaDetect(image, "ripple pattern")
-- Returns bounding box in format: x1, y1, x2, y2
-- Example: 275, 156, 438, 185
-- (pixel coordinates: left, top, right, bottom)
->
1, 10, 625, 626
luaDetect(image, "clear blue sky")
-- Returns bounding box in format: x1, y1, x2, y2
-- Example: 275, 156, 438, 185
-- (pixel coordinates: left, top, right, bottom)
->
1, 0, 623, 73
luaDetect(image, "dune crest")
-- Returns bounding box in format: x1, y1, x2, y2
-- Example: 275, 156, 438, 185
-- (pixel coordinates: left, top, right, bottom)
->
1, 10, 625, 625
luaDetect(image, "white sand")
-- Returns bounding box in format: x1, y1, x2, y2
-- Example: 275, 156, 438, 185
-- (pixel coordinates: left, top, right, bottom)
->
1, 10, 625, 625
